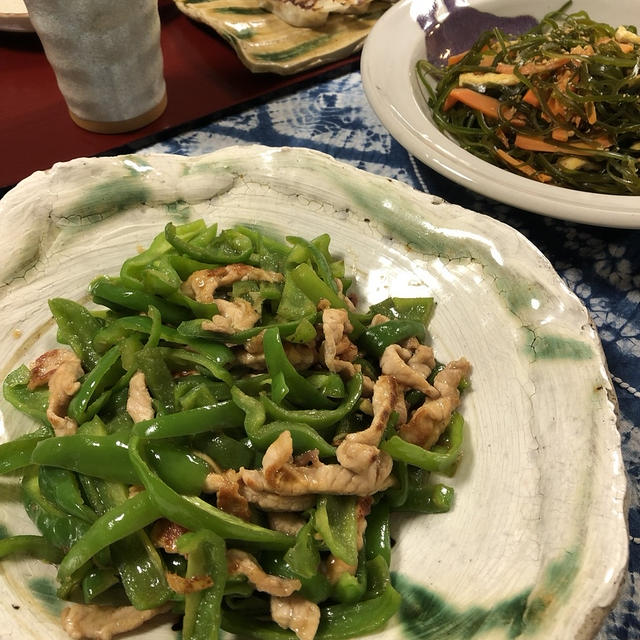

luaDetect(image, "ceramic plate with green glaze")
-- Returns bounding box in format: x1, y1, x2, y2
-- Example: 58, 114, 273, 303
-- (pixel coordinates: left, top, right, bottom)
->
0, 146, 627, 639
173, 0, 390, 74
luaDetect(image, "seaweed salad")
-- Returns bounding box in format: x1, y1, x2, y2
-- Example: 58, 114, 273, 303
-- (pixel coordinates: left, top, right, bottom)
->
417, 2, 640, 194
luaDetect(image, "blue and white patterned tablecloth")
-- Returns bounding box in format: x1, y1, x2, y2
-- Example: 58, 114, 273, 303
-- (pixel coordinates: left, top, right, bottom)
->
142, 69, 640, 639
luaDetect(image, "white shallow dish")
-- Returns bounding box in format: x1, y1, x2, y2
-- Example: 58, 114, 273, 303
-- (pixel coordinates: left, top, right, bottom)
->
361, 0, 640, 228
0, 0, 31, 31
0, 146, 628, 639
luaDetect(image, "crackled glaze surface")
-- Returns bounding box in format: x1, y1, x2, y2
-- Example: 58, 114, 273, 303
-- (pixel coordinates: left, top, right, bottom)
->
0, 146, 627, 639
174, 0, 390, 74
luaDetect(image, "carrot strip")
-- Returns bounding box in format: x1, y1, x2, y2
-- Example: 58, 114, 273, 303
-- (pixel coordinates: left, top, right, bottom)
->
546, 96, 566, 117
444, 88, 500, 117
514, 135, 562, 153
495, 127, 509, 149
522, 89, 540, 108
551, 128, 570, 142
447, 50, 469, 66
495, 148, 552, 182
515, 134, 612, 154
443, 92, 459, 111
445, 88, 526, 125
495, 63, 515, 74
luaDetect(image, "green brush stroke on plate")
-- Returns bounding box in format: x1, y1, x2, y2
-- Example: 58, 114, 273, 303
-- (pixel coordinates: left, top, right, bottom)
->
214, 6, 267, 13
63, 179, 149, 223
527, 331, 593, 360
393, 573, 530, 639
254, 35, 333, 61
393, 550, 579, 639
166, 201, 193, 219
524, 549, 580, 627
29, 576, 64, 616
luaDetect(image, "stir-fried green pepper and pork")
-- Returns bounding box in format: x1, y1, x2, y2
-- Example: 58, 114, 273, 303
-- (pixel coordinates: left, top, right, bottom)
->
0, 220, 470, 640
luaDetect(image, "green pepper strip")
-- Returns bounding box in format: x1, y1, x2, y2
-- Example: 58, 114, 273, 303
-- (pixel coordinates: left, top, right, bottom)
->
75, 422, 173, 609
32, 434, 137, 485
0, 534, 64, 564
261, 551, 331, 604
82, 568, 119, 602
221, 582, 401, 639
283, 520, 320, 580
32, 434, 208, 494
364, 500, 391, 565
306, 372, 346, 399
3, 366, 51, 426
193, 434, 254, 471
314, 495, 358, 566
231, 387, 336, 456
81, 480, 173, 609
289, 263, 345, 309
261, 373, 362, 434
49, 298, 103, 370
134, 347, 176, 415
145, 304, 163, 349
169, 254, 217, 280
157, 347, 234, 387
38, 466, 97, 523
263, 327, 334, 410
253, 421, 336, 457
177, 530, 227, 640
166, 290, 220, 319
165, 222, 253, 264
90, 276, 192, 325
357, 319, 426, 359
147, 443, 210, 496
318, 582, 401, 639
286, 236, 339, 294
385, 460, 409, 508
380, 412, 463, 473
0, 425, 53, 475
21, 466, 90, 552
289, 263, 365, 338
365, 554, 391, 597
129, 435, 294, 550
368, 296, 435, 325
396, 482, 455, 514
229, 386, 265, 430
332, 548, 367, 604
93, 316, 234, 365
132, 401, 245, 439
139, 255, 182, 296
176, 315, 319, 345
67, 345, 122, 424
120, 219, 206, 288
56, 491, 162, 597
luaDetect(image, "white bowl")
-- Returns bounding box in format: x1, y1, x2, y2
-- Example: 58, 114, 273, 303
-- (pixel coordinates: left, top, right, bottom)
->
361, 0, 640, 228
